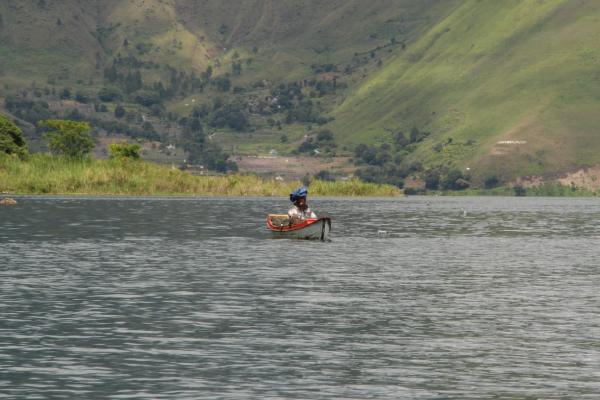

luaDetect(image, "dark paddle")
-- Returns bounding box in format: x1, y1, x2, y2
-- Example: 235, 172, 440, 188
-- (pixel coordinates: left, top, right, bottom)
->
320, 217, 332, 241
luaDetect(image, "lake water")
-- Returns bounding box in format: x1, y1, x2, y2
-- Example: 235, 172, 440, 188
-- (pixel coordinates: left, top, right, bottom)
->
2, 196, 600, 399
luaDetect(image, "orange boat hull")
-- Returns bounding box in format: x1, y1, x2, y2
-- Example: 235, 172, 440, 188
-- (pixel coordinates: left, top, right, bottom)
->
266, 215, 331, 240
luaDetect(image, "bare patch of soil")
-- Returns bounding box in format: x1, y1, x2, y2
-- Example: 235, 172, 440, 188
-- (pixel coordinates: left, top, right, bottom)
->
233, 155, 355, 179
557, 166, 600, 190
512, 166, 600, 190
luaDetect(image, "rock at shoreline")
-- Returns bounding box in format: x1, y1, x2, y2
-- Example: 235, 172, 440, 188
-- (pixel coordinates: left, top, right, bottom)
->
0, 198, 17, 205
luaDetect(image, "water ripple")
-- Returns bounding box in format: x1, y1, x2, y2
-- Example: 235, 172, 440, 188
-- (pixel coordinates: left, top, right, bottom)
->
1, 196, 600, 399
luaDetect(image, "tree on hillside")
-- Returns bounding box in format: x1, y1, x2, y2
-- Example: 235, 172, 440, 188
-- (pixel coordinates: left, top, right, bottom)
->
317, 129, 334, 143
75, 91, 89, 104
394, 131, 409, 148
212, 76, 231, 92
4, 96, 52, 124
209, 100, 249, 131
134, 90, 161, 107
42, 120, 95, 158
232, 61, 242, 76
441, 168, 470, 190
124, 71, 143, 94
98, 86, 122, 102
0, 114, 28, 159
60, 88, 71, 99
114, 105, 126, 119
104, 64, 119, 82
409, 126, 429, 143
202, 66, 213, 81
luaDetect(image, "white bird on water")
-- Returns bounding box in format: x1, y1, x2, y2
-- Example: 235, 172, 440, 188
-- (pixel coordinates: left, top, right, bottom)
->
461, 208, 467, 217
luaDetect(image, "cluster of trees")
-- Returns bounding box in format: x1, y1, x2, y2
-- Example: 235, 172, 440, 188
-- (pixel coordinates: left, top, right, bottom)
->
1, 93, 237, 172
310, 64, 338, 74
423, 168, 470, 191
355, 127, 429, 165
0, 115, 98, 160
312, 80, 345, 97
97, 53, 350, 143
103, 57, 249, 104
0, 114, 144, 162
5, 82, 239, 172
6, 88, 162, 141
98, 86, 122, 102
208, 99, 248, 131
354, 143, 399, 166
211, 76, 231, 92
285, 100, 330, 125
92, 117, 161, 142
103, 64, 143, 94
352, 127, 433, 188
296, 129, 336, 155
269, 82, 304, 111
253, 82, 337, 125
356, 162, 422, 188
4, 96, 53, 125
269, 79, 345, 105
178, 112, 237, 172
180, 98, 249, 134
103, 58, 210, 108
165, 65, 206, 95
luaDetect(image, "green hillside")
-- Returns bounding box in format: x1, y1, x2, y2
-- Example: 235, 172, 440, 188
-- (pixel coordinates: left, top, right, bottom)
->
1, 0, 600, 187
331, 0, 600, 181
0, 0, 455, 84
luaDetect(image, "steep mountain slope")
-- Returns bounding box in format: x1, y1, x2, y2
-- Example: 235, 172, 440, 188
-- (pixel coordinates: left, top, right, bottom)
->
0, 0, 457, 84
0, 0, 218, 84
331, 0, 600, 180
0, 1, 101, 82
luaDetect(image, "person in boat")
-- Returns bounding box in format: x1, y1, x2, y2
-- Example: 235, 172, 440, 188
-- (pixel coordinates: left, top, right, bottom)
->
288, 186, 316, 223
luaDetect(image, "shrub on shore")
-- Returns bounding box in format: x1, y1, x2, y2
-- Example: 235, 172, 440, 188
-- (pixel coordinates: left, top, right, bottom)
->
0, 114, 28, 159
109, 143, 141, 160
42, 120, 94, 158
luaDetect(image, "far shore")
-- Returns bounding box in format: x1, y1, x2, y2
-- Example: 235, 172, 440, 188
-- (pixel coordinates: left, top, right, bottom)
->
3, 154, 593, 199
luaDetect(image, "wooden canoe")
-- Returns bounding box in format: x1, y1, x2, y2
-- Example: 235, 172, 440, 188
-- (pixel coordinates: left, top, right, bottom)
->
266, 214, 331, 241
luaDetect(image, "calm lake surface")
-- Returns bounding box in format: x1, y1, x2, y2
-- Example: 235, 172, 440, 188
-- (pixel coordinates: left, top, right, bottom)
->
2, 196, 600, 399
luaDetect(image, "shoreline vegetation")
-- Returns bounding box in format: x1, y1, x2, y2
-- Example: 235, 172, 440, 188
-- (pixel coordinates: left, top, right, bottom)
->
0, 154, 401, 197
426, 186, 600, 197
1, 154, 597, 198
433, 185, 600, 197
2, 116, 596, 198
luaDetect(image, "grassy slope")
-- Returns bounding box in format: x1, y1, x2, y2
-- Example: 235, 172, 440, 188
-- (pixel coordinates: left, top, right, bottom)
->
0, 0, 219, 86
0, 0, 456, 83
330, 0, 600, 180
174, 0, 459, 80
0, 0, 100, 85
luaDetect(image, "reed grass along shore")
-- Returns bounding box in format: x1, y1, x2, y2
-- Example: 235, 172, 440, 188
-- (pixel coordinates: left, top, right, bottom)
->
0, 154, 401, 197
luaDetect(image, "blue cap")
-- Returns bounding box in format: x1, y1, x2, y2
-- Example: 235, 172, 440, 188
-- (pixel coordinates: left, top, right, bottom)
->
290, 186, 308, 202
